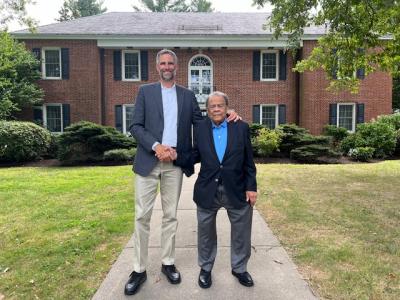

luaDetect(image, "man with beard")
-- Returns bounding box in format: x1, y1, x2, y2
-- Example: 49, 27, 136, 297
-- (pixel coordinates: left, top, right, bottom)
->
124, 49, 238, 295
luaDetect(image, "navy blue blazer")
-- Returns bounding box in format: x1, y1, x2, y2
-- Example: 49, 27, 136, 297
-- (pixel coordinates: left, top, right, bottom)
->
192, 119, 257, 209
130, 82, 203, 177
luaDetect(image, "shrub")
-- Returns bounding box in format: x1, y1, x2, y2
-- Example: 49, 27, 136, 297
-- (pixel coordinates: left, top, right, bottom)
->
58, 121, 136, 164
103, 148, 136, 162
323, 125, 349, 147
348, 147, 375, 162
0, 121, 51, 162
290, 144, 341, 164
276, 124, 310, 155
253, 128, 282, 157
43, 133, 60, 159
376, 114, 400, 155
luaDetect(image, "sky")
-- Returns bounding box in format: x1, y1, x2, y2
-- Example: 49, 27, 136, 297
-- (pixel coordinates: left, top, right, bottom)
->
9, 0, 272, 31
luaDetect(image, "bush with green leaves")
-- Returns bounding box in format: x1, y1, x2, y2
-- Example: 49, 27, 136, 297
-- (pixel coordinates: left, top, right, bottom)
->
290, 144, 341, 164
58, 121, 136, 164
376, 113, 400, 155
323, 125, 349, 147
348, 147, 375, 162
340, 122, 396, 158
103, 148, 137, 162
0, 121, 51, 162
253, 128, 282, 157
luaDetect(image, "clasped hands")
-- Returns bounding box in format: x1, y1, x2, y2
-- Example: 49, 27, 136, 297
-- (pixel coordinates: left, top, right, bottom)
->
154, 144, 177, 162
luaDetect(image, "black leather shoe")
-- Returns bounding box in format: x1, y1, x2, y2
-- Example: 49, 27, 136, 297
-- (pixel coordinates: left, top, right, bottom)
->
161, 264, 181, 284
124, 271, 147, 295
231, 270, 254, 287
198, 269, 212, 288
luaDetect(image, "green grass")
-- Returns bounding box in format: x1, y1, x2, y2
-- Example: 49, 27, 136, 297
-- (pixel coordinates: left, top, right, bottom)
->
0, 166, 134, 299
257, 160, 400, 300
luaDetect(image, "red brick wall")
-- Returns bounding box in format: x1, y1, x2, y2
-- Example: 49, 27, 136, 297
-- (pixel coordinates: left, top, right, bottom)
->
300, 40, 392, 134
19, 40, 101, 124
106, 49, 297, 127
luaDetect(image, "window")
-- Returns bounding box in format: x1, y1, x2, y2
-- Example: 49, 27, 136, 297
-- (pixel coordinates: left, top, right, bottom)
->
260, 105, 278, 129
42, 48, 61, 79
122, 50, 141, 81
123, 104, 135, 134
337, 103, 356, 132
261, 51, 279, 81
35, 104, 64, 133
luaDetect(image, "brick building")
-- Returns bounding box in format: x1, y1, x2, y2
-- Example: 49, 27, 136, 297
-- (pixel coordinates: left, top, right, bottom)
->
12, 12, 392, 135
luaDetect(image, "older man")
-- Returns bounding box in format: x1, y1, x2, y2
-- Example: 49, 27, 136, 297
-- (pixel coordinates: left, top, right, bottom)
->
192, 91, 257, 289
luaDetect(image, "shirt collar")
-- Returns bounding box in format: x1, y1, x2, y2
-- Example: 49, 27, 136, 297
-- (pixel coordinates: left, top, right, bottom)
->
161, 83, 176, 91
211, 119, 227, 129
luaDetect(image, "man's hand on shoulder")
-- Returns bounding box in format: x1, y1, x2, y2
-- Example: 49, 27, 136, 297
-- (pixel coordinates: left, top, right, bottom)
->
226, 109, 242, 122
246, 191, 257, 207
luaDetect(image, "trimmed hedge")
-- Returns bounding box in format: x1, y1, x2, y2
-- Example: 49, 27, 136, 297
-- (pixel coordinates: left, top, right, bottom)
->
103, 148, 136, 162
290, 144, 341, 164
0, 121, 51, 162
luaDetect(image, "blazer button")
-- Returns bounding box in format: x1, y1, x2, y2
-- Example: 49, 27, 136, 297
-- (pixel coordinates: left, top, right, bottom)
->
220, 165, 223, 169
215, 178, 219, 182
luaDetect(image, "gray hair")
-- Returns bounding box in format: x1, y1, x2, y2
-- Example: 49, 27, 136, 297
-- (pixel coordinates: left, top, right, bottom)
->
206, 91, 229, 107
156, 49, 178, 65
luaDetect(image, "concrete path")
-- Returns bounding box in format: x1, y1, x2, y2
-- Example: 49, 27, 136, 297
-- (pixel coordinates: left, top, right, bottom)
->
93, 167, 318, 300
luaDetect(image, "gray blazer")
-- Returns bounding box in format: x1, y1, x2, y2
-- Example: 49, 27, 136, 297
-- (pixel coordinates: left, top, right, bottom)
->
130, 82, 203, 177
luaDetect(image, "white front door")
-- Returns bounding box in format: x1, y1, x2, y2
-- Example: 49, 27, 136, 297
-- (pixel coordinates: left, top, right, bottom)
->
188, 55, 213, 112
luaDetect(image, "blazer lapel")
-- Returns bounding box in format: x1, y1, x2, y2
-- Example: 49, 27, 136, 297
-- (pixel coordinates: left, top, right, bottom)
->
176, 85, 184, 125
154, 82, 164, 120
206, 118, 220, 163
222, 122, 234, 162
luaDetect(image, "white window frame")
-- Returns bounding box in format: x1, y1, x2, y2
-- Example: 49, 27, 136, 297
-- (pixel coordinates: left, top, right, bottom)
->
260, 104, 279, 129
43, 103, 63, 133
42, 47, 62, 80
122, 104, 135, 134
337, 103, 356, 132
122, 50, 141, 81
260, 50, 279, 81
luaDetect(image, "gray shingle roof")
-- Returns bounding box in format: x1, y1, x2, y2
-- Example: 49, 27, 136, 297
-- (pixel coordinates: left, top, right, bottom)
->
12, 12, 327, 36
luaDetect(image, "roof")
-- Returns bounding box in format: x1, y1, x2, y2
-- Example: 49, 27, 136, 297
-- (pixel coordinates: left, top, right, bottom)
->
12, 12, 327, 37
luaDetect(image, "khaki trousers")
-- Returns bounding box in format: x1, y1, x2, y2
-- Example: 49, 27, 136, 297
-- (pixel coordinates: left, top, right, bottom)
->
132, 161, 183, 272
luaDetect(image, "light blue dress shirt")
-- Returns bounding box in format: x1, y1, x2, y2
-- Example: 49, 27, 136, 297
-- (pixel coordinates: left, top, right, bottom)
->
212, 119, 228, 163
161, 84, 178, 147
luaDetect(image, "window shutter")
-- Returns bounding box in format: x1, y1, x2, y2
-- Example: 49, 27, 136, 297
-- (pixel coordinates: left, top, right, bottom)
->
33, 106, 43, 125
140, 50, 148, 81
356, 48, 365, 80
356, 103, 365, 124
278, 104, 286, 124
115, 105, 123, 132
62, 104, 71, 129
32, 48, 41, 72
329, 103, 337, 125
113, 50, 122, 81
252, 105, 260, 124
61, 48, 69, 79
253, 51, 260, 81
279, 50, 287, 80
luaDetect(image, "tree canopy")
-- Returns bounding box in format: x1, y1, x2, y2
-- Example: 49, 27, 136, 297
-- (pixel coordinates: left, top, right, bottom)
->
253, 0, 400, 93
0, 32, 43, 120
57, 0, 107, 22
133, 0, 214, 12
0, 0, 37, 32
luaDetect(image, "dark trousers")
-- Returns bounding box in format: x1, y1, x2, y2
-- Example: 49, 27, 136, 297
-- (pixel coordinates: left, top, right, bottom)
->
197, 184, 253, 273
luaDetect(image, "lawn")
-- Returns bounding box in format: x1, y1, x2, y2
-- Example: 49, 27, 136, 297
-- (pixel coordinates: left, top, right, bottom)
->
256, 160, 400, 300
0, 162, 399, 299
0, 166, 134, 299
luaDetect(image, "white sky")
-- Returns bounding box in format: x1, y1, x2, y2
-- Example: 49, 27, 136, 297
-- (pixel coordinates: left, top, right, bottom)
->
9, 0, 272, 31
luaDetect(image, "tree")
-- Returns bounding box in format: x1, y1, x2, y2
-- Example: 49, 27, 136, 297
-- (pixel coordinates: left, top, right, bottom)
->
57, 0, 107, 22
133, 0, 213, 12
0, 0, 37, 32
253, 0, 400, 93
0, 31, 43, 120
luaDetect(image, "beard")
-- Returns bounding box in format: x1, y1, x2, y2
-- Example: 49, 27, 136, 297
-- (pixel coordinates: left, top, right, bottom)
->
160, 70, 176, 81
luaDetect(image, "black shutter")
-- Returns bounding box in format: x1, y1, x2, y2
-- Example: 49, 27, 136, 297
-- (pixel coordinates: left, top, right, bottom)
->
356, 103, 365, 124
253, 51, 260, 81
252, 105, 261, 124
279, 50, 287, 80
278, 104, 286, 124
140, 50, 148, 81
356, 48, 365, 80
329, 103, 337, 125
114, 50, 122, 81
62, 104, 70, 129
115, 105, 123, 132
33, 106, 43, 125
32, 48, 41, 72
61, 48, 69, 79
